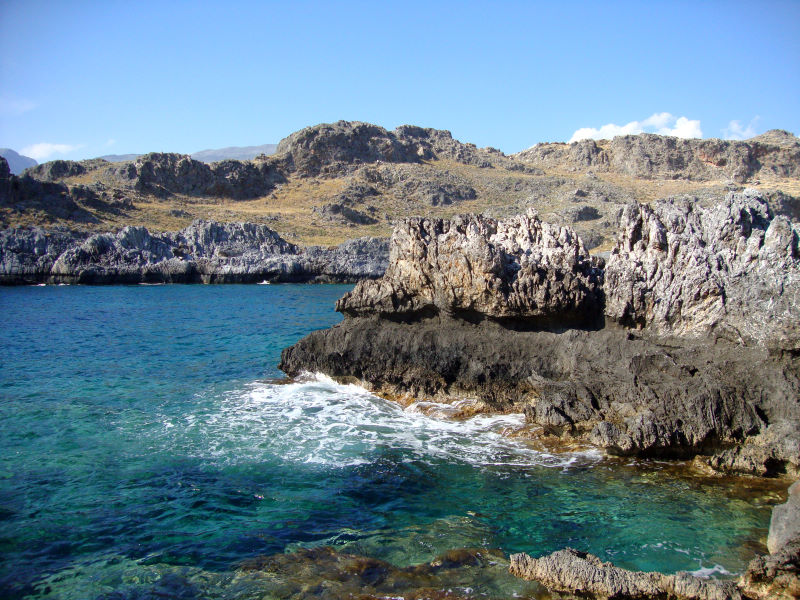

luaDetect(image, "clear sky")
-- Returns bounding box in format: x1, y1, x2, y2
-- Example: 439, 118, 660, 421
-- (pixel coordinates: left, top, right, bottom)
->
1, 0, 798, 161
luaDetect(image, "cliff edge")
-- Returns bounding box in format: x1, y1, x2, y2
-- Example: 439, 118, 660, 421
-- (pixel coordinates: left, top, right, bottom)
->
281, 190, 799, 476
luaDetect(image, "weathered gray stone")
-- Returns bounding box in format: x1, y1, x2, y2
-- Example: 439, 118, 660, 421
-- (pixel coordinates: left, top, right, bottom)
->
509, 548, 741, 600
769, 481, 800, 555
0, 221, 389, 284
281, 191, 800, 474
337, 210, 604, 328
604, 190, 800, 350
514, 130, 800, 183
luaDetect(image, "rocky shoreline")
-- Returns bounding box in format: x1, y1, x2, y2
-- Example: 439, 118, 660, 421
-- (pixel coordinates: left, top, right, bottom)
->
0, 220, 388, 285
280, 189, 800, 598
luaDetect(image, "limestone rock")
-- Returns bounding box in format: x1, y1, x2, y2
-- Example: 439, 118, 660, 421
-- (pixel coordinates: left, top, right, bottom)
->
337, 210, 604, 328
282, 192, 800, 473
514, 130, 800, 183
769, 481, 800, 555
274, 121, 504, 177
280, 315, 800, 473
604, 190, 800, 349
509, 548, 740, 600
0, 221, 389, 284
275, 121, 421, 177
0, 227, 86, 282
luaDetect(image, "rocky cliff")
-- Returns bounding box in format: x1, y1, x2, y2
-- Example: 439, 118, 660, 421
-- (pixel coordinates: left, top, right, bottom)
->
281, 190, 800, 475
515, 129, 800, 183
0, 220, 388, 284
336, 210, 604, 327
5, 125, 798, 256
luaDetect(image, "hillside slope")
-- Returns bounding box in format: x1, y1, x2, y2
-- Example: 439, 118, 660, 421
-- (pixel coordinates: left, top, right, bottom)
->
2, 121, 798, 248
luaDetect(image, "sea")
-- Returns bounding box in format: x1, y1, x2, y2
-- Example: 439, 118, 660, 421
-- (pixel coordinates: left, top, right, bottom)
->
0, 284, 786, 599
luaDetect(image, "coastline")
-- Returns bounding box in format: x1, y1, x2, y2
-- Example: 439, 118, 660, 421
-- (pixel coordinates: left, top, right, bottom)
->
279, 190, 800, 597
0, 220, 389, 285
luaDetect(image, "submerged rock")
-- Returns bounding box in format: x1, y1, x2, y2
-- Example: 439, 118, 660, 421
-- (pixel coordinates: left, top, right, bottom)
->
740, 479, 800, 600
234, 545, 533, 599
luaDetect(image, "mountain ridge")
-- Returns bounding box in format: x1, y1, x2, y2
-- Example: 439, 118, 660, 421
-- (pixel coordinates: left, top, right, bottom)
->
2, 121, 798, 249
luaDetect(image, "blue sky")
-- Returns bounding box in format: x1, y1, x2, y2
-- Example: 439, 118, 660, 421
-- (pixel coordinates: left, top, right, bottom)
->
1, 0, 798, 161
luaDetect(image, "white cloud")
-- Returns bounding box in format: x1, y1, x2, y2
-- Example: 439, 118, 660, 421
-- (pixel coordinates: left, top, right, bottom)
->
0, 96, 36, 116
569, 113, 703, 142
723, 117, 760, 140
21, 142, 83, 161
106, 138, 117, 147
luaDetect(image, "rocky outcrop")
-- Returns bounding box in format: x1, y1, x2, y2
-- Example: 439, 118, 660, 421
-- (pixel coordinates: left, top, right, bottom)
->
0, 227, 88, 282
112, 153, 286, 199
738, 479, 800, 599
0, 221, 388, 284
605, 190, 800, 350
515, 130, 800, 183
275, 121, 422, 177
313, 203, 378, 225
509, 548, 741, 600
355, 162, 479, 206
280, 191, 800, 476
337, 210, 604, 328
280, 314, 800, 474
0, 158, 101, 223
274, 120, 505, 177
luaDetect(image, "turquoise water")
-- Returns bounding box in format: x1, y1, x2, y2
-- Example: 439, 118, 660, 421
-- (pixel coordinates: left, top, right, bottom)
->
0, 285, 783, 598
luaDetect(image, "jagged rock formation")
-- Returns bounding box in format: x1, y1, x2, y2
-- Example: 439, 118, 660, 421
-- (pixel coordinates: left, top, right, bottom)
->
112, 152, 286, 199
6, 125, 798, 256
605, 190, 800, 350
509, 548, 741, 600
281, 190, 800, 476
515, 130, 800, 183
0, 221, 388, 284
337, 210, 604, 328
0, 158, 102, 223
274, 121, 506, 178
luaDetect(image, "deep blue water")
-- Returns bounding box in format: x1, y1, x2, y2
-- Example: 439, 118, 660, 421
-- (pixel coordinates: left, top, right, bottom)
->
0, 285, 784, 599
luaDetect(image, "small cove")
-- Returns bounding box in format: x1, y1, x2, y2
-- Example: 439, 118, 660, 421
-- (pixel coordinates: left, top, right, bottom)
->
0, 284, 786, 598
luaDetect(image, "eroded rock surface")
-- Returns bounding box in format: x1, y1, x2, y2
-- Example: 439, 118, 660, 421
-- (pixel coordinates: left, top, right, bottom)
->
281, 191, 800, 475
605, 190, 800, 349
739, 479, 800, 599
1, 221, 388, 284
515, 130, 800, 183
510, 548, 741, 600
338, 210, 604, 328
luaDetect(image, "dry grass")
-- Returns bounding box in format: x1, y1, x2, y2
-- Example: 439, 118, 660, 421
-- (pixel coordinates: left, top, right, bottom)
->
4, 157, 798, 249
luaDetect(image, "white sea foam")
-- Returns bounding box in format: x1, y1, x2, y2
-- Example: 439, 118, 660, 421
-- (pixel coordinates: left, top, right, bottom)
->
690, 564, 733, 578
163, 372, 600, 470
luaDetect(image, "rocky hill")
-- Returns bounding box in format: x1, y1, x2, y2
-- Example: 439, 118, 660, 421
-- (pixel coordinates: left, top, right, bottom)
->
1, 121, 798, 251
515, 129, 800, 182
